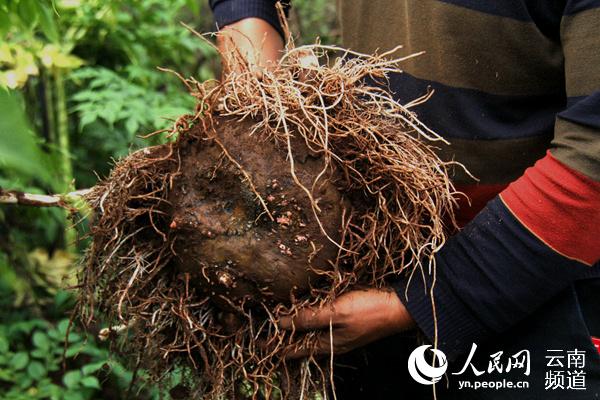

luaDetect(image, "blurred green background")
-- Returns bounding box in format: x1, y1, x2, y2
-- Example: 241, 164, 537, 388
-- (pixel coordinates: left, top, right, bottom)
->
0, 1, 337, 399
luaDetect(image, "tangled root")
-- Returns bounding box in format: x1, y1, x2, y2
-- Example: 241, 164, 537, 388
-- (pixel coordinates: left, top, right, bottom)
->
77, 29, 461, 399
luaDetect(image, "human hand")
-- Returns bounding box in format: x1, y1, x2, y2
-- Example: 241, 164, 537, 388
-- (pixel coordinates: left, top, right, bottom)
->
217, 18, 284, 75
279, 288, 415, 358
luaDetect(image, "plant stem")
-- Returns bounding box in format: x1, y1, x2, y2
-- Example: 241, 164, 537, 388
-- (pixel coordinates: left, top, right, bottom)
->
53, 67, 77, 252
0, 189, 91, 207
43, 69, 56, 143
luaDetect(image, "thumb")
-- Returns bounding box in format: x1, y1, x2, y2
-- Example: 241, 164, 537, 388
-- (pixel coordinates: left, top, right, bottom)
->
279, 305, 335, 332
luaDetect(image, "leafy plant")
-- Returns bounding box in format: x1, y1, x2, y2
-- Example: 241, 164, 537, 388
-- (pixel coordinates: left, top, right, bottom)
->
0, 1, 340, 398
290, 0, 340, 45
0, 313, 153, 400
0, 89, 58, 190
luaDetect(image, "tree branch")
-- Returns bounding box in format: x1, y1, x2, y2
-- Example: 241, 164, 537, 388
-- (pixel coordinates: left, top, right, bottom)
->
0, 188, 91, 208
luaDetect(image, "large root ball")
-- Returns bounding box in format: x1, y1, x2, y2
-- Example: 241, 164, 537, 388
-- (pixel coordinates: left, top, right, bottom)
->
169, 117, 346, 309
79, 42, 459, 399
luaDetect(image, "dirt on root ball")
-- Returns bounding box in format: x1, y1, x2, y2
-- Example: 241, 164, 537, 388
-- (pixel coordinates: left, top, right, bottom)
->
168, 117, 347, 311
79, 41, 460, 399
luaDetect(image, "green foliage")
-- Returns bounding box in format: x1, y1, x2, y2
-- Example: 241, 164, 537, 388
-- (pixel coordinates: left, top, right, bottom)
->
0, 295, 159, 400
0, 89, 58, 189
71, 66, 193, 150
0, 1, 214, 397
63, 0, 216, 185
291, 0, 340, 45
55, 0, 216, 76
72, 67, 190, 134
0, 246, 73, 308
0, 0, 339, 398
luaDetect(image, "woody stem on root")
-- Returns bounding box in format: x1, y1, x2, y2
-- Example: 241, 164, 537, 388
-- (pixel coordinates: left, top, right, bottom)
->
0, 188, 91, 208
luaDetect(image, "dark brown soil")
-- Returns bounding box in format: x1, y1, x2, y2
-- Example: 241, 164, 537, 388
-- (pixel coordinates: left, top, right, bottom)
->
168, 117, 347, 311
79, 43, 458, 398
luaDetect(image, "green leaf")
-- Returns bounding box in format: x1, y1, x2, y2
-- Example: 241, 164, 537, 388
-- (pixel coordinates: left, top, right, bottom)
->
64, 342, 85, 358
9, 319, 48, 335
46, 362, 60, 372
71, 90, 97, 102
12, 352, 29, 370
27, 361, 46, 380
105, 360, 132, 382
0, 335, 8, 353
80, 343, 104, 358
63, 391, 85, 400
40, 45, 84, 69
62, 370, 82, 389
38, 3, 59, 43
65, 331, 82, 343
80, 376, 100, 389
53, 290, 74, 309
125, 117, 139, 135
81, 361, 106, 375
32, 331, 50, 351
78, 111, 97, 130
30, 348, 50, 359
47, 328, 61, 341
0, 9, 9, 37
18, 375, 33, 388
37, 380, 61, 397
17, 0, 40, 28
57, 319, 70, 336
0, 89, 57, 189
0, 369, 13, 381
101, 101, 120, 126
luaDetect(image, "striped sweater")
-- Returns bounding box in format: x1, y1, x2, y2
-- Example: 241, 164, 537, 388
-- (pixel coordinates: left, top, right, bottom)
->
209, 0, 600, 359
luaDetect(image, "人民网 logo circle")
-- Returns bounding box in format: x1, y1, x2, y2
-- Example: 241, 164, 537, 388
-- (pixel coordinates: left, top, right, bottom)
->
408, 345, 448, 385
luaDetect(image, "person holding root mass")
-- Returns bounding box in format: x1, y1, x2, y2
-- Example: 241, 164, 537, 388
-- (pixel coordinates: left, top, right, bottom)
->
209, 0, 600, 398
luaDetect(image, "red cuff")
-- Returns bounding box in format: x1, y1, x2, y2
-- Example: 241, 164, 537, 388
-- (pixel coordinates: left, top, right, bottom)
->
500, 151, 600, 266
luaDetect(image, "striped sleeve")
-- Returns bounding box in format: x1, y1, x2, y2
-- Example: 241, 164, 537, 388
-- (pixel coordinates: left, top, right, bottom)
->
502, 2, 600, 265
208, 0, 290, 38
396, 197, 599, 360
396, 1, 600, 359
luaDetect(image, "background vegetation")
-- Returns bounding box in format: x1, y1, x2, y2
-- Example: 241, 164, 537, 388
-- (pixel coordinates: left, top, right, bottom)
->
0, 1, 337, 398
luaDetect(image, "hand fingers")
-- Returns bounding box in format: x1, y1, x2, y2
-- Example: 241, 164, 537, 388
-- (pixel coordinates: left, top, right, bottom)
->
279, 305, 335, 332
284, 332, 333, 360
